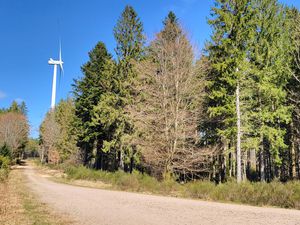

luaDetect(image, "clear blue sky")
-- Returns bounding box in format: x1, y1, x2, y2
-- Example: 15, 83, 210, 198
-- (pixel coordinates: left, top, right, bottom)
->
0, 0, 299, 138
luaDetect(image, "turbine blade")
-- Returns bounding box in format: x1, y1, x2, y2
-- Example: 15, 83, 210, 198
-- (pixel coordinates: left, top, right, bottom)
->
58, 64, 62, 89
60, 63, 64, 74
59, 40, 62, 62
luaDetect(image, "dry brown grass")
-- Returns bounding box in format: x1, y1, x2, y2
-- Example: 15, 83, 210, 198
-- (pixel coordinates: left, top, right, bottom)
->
0, 169, 30, 225
0, 167, 73, 225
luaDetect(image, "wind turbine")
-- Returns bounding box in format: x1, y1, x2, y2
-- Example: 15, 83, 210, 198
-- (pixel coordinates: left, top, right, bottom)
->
48, 42, 64, 109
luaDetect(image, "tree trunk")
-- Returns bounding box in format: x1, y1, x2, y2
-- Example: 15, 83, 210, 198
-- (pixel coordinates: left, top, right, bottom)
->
260, 149, 265, 182
130, 156, 134, 174
229, 152, 232, 177
236, 80, 242, 183
212, 156, 216, 182
119, 150, 124, 171
40, 147, 45, 163
290, 122, 297, 179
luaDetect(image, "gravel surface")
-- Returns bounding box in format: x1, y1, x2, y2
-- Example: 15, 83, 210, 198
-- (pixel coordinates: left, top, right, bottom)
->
24, 164, 300, 225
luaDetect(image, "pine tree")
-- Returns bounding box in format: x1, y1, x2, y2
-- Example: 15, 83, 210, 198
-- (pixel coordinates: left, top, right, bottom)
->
161, 11, 181, 41
113, 5, 145, 171
9, 101, 21, 113
206, 0, 292, 182
205, 0, 256, 182
114, 5, 145, 64
20, 101, 28, 116
286, 6, 300, 179
8, 101, 27, 115
89, 56, 121, 171
248, 0, 291, 181
73, 42, 114, 167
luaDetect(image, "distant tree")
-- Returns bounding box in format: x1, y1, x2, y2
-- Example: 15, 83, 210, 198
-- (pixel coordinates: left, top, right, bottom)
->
39, 111, 59, 163
9, 101, 21, 113
0, 112, 29, 158
8, 100, 27, 115
39, 99, 79, 164
20, 101, 28, 116
25, 138, 39, 158
55, 98, 79, 162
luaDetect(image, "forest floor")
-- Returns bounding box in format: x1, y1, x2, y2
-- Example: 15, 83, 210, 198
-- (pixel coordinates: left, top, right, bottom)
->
16, 161, 300, 225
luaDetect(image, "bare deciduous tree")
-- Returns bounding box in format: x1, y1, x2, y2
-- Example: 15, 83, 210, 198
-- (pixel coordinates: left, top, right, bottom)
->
127, 24, 214, 179
0, 112, 29, 158
39, 112, 60, 164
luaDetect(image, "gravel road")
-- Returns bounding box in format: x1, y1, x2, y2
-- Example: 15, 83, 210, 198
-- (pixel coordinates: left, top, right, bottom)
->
23, 164, 300, 225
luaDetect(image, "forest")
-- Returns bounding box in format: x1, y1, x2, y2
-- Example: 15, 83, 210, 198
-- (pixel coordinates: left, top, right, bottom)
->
35, 0, 300, 184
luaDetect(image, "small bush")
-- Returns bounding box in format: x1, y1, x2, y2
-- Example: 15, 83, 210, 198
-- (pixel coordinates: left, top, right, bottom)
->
182, 181, 215, 200
0, 144, 11, 159
115, 172, 140, 191
0, 156, 10, 169
0, 156, 10, 182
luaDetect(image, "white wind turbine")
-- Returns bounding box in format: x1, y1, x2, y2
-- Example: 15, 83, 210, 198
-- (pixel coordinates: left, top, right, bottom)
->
48, 42, 64, 109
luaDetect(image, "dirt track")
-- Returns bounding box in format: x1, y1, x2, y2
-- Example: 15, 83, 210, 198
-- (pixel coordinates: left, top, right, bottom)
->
23, 164, 300, 225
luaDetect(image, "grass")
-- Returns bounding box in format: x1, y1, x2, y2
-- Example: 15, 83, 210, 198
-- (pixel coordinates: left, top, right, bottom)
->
0, 166, 72, 225
36, 161, 300, 210
181, 180, 300, 209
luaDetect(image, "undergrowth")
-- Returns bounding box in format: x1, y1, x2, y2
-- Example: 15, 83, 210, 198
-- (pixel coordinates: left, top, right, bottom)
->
38, 161, 300, 210
0, 156, 10, 182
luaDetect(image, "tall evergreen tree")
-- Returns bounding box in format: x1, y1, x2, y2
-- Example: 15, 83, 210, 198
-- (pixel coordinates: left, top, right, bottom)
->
249, 0, 291, 181
9, 101, 20, 113
73, 42, 114, 167
113, 5, 145, 171
205, 0, 256, 182
8, 101, 27, 116
205, 0, 291, 182
114, 5, 145, 64
20, 101, 28, 116
286, 6, 300, 179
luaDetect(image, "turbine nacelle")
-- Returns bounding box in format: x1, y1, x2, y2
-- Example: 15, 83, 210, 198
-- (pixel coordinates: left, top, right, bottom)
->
48, 58, 63, 65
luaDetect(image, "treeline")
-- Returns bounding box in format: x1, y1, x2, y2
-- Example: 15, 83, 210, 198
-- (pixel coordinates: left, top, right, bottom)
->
40, 0, 300, 183
0, 100, 30, 181
0, 101, 29, 160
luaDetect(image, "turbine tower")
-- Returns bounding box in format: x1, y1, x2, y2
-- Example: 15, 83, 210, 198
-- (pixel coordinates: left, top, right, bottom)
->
48, 43, 64, 109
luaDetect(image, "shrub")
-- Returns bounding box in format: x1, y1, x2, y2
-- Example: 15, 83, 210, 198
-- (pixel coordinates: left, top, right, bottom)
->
182, 181, 215, 200
0, 156, 10, 182
0, 156, 10, 169
0, 144, 11, 159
